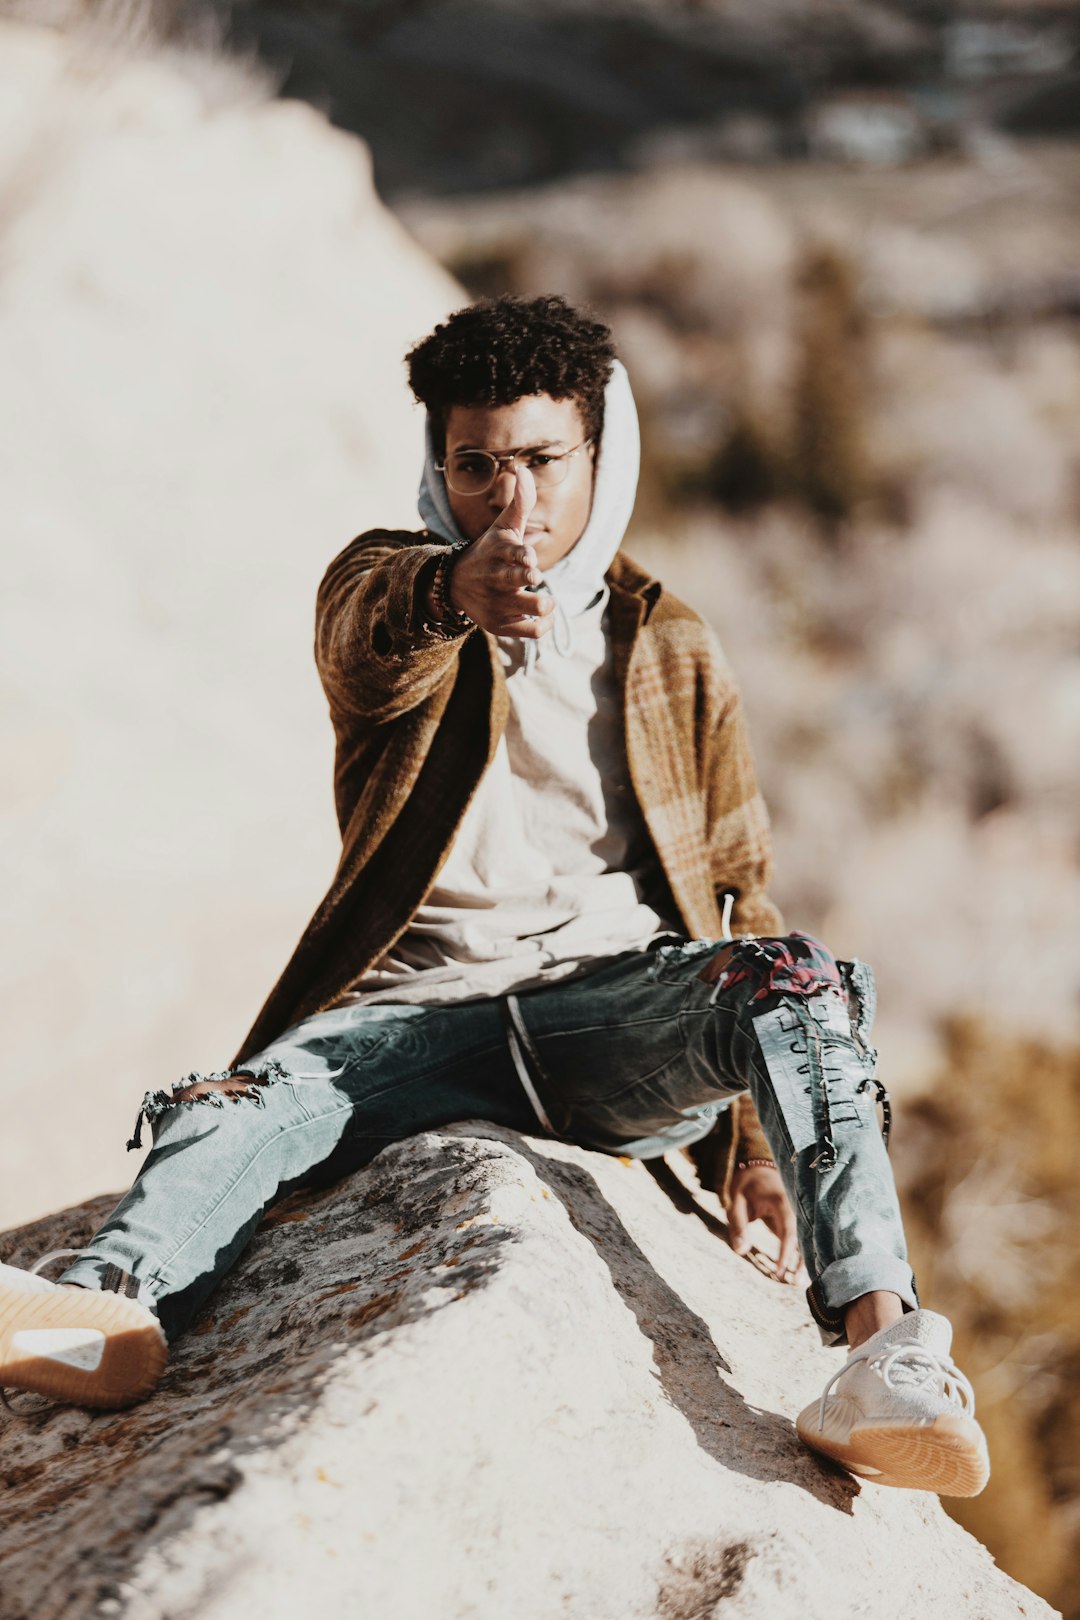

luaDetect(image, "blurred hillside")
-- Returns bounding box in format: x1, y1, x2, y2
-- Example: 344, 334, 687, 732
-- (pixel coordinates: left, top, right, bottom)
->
17, 0, 1079, 195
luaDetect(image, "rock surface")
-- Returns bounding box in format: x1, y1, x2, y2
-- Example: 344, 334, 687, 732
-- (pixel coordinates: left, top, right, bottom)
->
0, 1128, 1057, 1620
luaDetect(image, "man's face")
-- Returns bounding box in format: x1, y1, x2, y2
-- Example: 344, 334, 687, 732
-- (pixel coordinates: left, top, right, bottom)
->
442, 393, 597, 570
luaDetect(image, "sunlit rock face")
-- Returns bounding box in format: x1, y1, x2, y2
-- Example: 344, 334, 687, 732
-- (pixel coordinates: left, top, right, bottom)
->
0, 1126, 1056, 1620
0, 18, 461, 1228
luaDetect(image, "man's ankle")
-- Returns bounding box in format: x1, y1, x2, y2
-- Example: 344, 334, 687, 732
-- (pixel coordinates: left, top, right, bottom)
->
844, 1290, 906, 1350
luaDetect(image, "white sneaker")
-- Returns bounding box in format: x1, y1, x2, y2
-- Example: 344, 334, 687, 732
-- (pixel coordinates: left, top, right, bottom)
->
0, 1252, 167, 1411
795, 1309, 990, 1496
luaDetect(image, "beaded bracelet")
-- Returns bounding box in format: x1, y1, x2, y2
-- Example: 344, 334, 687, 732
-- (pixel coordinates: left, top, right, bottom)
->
734, 1157, 776, 1172
422, 544, 475, 640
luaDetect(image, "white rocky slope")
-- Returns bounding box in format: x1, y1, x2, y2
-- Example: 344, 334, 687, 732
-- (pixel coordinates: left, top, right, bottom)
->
0, 1127, 1055, 1620
0, 19, 459, 1229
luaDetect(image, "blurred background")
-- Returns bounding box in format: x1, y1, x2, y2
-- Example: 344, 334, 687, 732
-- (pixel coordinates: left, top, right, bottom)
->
1, 0, 1078, 1606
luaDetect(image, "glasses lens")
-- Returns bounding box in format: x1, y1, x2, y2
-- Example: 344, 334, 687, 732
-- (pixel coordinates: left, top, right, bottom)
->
445, 452, 496, 494
530, 454, 570, 488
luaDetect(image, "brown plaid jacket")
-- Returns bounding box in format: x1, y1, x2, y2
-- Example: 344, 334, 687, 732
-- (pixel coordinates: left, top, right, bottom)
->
230, 528, 781, 1172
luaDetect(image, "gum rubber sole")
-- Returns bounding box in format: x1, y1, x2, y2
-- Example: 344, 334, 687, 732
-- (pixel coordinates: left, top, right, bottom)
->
796, 1409, 990, 1496
0, 1279, 167, 1409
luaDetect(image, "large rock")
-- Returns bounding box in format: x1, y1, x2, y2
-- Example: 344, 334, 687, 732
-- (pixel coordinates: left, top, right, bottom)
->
0, 1128, 1055, 1620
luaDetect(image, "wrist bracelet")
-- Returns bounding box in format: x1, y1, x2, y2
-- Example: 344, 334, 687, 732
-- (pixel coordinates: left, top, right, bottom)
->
423, 544, 474, 640
734, 1157, 776, 1172
433, 549, 472, 628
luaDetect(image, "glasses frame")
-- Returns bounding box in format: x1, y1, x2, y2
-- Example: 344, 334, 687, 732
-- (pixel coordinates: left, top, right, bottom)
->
435, 437, 594, 496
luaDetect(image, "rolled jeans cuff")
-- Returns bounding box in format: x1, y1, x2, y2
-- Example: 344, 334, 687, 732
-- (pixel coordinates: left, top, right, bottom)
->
807, 1253, 920, 1347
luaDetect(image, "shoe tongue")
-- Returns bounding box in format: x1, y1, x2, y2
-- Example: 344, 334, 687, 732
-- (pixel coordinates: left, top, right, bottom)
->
862, 1309, 953, 1360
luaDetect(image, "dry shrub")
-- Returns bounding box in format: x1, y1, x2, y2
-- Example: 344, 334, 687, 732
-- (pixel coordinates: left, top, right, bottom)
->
698, 244, 873, 526
896, 1017, 1080, 1612
703, 406, 790, 510
791, 247, 872, 524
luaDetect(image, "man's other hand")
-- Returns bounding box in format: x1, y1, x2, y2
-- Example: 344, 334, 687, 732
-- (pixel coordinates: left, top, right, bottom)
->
727, 1163, 802, 1285
447, 467, 557, 639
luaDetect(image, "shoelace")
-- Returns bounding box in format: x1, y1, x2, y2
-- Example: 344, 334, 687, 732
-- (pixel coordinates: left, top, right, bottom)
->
0, 1248, 98, 1420
817, 1338, 976, 1431
27, 1248, 96, 1275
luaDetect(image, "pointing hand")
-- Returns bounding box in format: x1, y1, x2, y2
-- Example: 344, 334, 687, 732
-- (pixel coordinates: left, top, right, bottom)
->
445, 465, 556, 640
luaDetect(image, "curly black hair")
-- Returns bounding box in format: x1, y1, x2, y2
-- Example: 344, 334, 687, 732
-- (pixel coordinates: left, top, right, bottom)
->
406, 294, 617, 453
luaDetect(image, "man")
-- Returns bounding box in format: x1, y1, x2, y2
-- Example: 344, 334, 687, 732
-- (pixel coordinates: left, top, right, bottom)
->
0, 295, 988, 1498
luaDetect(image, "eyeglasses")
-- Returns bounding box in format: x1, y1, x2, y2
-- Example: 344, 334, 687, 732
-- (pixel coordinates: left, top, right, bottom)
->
435, 437, 593, 496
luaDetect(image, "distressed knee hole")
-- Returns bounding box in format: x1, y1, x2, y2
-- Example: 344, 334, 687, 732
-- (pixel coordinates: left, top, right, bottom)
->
171, 1075, 268, 1105
126, 1058, 292, 1150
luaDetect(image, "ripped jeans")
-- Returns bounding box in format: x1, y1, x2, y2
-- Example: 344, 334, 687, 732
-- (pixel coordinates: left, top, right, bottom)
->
60, 933, 917, 1344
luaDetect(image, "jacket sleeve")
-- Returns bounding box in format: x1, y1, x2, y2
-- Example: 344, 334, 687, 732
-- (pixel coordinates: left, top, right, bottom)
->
705, 685, 784, 938
314, 529, 474, 725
